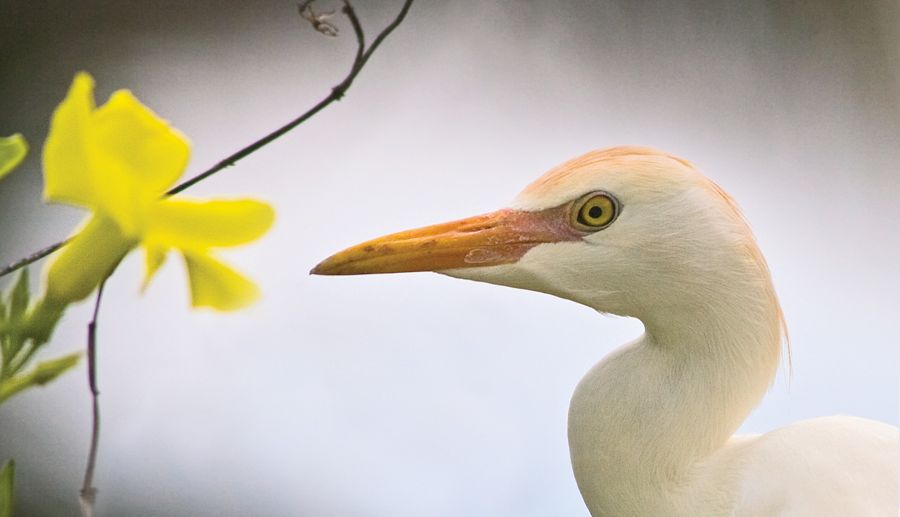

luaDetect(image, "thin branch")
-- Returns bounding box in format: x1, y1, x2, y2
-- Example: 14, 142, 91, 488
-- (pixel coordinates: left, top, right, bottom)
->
358, 0, 412, 71
343, 1, 367, 67
0, 239, 70, 280
79, 280, 105, 517
0, 0, 414, 278
165, 0, 387, 195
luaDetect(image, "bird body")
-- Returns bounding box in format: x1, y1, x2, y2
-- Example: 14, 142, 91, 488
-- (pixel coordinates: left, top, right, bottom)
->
313, 147, 898, 516
569, 339, 897, 516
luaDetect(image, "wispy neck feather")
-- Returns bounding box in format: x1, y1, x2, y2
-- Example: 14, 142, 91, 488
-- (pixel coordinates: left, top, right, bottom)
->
568, 254, 784, 516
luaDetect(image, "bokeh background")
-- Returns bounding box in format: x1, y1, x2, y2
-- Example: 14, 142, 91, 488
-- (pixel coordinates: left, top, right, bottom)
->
1, 1, 898, 515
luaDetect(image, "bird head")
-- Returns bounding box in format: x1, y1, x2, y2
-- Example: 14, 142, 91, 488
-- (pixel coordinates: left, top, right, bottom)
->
312, 147, 772, 326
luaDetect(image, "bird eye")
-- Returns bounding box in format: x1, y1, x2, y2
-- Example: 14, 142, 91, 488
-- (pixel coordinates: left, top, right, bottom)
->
572, 192, 619, 231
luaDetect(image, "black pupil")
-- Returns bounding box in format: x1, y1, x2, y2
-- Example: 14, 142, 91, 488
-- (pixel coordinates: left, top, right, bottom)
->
588, 205, 603, 219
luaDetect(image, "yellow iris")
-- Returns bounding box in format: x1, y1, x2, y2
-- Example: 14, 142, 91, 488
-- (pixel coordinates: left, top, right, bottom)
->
573, 193, 617, 229
39, 72, 274, 312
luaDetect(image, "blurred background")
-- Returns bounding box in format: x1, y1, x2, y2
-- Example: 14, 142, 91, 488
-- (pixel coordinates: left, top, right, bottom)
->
1, 0, 898, 515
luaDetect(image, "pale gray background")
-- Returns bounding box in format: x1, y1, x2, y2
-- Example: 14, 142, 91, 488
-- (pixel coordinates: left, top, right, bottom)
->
1, 1, 898, 515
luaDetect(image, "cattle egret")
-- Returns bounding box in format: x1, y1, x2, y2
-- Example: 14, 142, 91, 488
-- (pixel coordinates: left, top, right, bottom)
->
312, 147, 898, 516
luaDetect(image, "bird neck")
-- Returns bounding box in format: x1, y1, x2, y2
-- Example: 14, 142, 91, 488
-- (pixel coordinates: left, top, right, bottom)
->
568, 266, 783, 515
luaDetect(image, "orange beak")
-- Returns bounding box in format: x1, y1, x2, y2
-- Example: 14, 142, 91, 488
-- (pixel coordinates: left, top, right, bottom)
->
311, 205, 578, 275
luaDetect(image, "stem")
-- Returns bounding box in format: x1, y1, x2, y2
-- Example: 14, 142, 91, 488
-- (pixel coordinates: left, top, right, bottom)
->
165, 0, 389, 196
79, 280, 105, 517
0, 239, 69, 280
0, 0, 414, 279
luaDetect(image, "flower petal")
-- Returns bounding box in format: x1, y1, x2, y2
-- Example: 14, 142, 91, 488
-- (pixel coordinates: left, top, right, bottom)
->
0, 133, 28, 180
85, 89, 190, 236
42, 72, 97, 207
182, 252, 260, 311
90, 89, 190, 197
142, 242, 168, 291
148, 198, 275, 251
43, 214, 134, 305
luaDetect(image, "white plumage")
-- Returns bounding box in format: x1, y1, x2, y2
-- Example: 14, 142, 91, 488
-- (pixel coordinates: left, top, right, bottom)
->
313, 147, 898, 516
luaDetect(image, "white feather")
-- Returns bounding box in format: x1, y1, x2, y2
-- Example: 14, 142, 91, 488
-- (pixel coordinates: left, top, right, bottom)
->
447, 147, 898, 516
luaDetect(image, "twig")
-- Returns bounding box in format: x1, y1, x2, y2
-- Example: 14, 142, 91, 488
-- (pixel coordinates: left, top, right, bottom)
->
0, 239, 69, 279
166, 0, 408, 194
78, 280, 105, 517
0, 0, 415, 278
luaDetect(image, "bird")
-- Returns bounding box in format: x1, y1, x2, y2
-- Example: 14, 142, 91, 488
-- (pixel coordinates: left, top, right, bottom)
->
311, 146, 898, 516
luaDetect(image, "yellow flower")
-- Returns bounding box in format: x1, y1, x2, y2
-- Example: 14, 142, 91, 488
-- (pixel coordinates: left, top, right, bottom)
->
40, 72, 274, 311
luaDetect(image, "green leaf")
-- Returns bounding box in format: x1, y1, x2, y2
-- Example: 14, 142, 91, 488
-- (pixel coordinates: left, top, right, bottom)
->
0, 460, 13, 517
0, 352, 81, 404
0, 134, 27, 181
